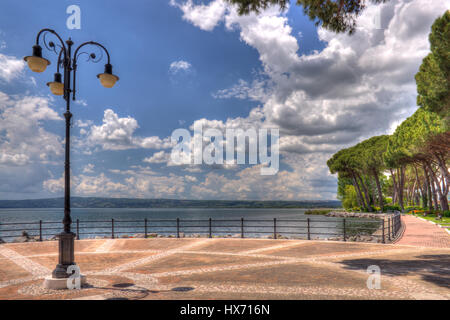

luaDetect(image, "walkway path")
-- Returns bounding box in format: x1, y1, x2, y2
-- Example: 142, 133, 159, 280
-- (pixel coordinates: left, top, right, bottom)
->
0, 238, 449, 300
396, 215, 450, 248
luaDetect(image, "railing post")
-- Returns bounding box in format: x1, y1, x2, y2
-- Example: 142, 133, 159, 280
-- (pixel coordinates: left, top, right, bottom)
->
396, 214, 399, 234
39, 220, 42, 242
382, 219, 385, 244
112, 218, 115, 239
144, 218, 147, 238
393, 216, 396, 238
76, 219, 79, 240
392, 215, 395, 238
209, 218, 212, 238
177, 218, 180, 238
393, 215, 396, 235
241, 217, 244, 238
307, 218, 311, 240
343, 218, 346, 242
388, 217, 391, 241
273, 218, 277, 239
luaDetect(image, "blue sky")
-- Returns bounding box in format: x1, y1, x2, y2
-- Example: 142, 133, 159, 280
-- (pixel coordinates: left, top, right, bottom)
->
0, 0, 447, 200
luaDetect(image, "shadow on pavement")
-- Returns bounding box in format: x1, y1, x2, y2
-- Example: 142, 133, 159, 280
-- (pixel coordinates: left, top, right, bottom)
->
338, 254, 450, 289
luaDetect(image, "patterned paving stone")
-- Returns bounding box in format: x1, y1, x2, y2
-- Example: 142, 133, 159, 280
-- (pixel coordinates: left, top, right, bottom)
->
0, 246, 50, 276
182, 239, 293, 253
108, 238, 199, 252
155, 261, 395, 290
31, 251, 156, 272
396, 215, 450, 248
0, 237, 448, 300
5, 241, 58, 256
260, 241, 399, 258
0, 259, 32, 282
130, 252, 274, 275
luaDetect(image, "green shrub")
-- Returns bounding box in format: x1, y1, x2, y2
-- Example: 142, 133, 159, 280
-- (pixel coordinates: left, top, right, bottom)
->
383, 204, 401, 212
405, 206, 422, 212
341, 185, 359, 209
304, 209, 333, 215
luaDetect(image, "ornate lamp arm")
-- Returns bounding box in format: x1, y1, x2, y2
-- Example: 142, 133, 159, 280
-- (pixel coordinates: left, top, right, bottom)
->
72, 41, 114, 100
73, 41, 111, 65
56, 48, 64, 73
36, 28, 67, 60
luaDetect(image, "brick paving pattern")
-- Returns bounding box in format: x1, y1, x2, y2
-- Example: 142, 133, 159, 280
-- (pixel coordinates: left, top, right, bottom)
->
0, 236, 448, 300
396, 215, 450, 248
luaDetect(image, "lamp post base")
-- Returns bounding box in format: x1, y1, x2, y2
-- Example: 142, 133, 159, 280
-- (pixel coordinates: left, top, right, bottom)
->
45, 231, 85, 290
52, 231, 76, 279
43, 275, 87, 290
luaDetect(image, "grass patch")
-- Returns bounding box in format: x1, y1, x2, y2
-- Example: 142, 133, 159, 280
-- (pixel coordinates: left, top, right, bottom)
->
411, 213, 450, 226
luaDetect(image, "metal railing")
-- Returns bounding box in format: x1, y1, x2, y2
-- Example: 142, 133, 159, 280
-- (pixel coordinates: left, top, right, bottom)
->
382, 211, 402, 243
0, 213, 402, 244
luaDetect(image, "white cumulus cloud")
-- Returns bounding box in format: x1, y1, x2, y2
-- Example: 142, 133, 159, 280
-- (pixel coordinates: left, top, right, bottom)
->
169, 0, 227, 31
85, 109, 173, 151
169, 60, 193, 74
0, 53, 25, 82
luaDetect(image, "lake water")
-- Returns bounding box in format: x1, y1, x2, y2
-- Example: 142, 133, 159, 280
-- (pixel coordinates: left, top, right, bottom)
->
0, 208, 379, 241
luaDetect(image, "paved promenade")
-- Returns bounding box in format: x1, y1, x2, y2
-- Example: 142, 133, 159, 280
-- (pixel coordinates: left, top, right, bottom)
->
0, 237, 448, 300
396, 215, 450, 248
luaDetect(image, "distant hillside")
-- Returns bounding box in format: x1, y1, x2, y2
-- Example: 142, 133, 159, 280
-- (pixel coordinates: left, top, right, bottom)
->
0, 197, 341, 209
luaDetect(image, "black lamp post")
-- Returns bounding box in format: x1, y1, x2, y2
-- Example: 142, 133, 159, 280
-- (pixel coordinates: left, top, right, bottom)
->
24, 29, 119, 280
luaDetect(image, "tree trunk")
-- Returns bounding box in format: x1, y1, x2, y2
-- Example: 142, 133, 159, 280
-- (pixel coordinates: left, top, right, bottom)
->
437, 156, 449, 210
423, 180, 429, 208
397, 166, 405, 211
440, 196, 449, 211
357, 173, 373, 212
352, 180, 363, 208
405, 183, 411, 206
369, 191, 375, 206
373, 169, 384, 212
352, 171, 366, 210
440, 173, 449, 211
390, 168, 398, 205
414, 165, 425, 208
423, 165, 433, 209
434, 153, 450, 187
427, 163, 442, 210
410, 180, 417, 206
431, 179, 439, 210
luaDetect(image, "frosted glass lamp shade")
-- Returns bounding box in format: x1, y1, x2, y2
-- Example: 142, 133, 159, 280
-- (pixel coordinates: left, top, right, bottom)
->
23, 45, 50, 73
24, 56, 50, 73
47, 73, 64, 96
97, 72, 119, 88
48, 81, 64, 95
97, 63, 119, 88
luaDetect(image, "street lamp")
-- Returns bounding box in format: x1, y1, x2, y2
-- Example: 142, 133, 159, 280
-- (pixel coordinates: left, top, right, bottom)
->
24, 29, 118, 288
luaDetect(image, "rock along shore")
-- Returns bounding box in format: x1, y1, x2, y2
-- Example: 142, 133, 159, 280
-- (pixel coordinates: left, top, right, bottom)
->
0, 231, 381, 243
326, 211, 389, 219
